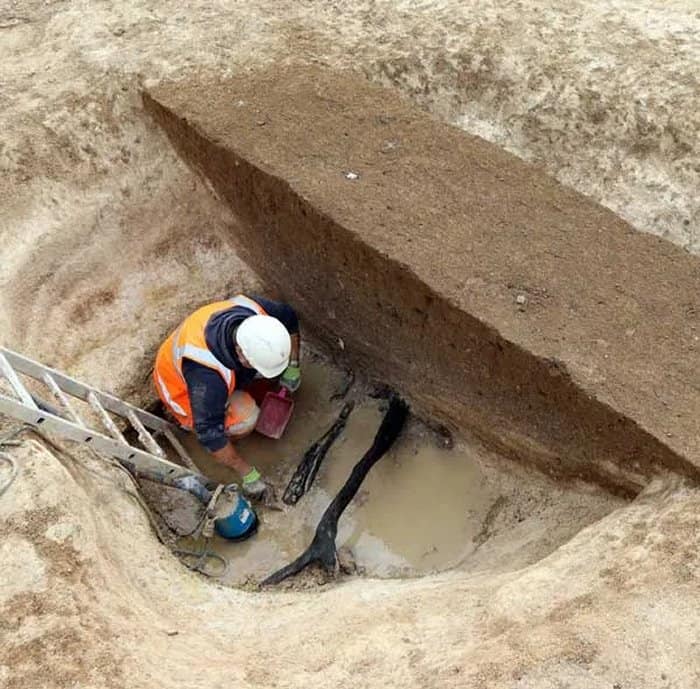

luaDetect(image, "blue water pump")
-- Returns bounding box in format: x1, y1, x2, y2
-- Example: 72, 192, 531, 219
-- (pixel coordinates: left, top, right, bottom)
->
214, 487, 258, 540
171, 475, 258, 542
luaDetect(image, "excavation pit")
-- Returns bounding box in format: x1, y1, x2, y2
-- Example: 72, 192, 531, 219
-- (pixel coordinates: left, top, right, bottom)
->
2, 23, 699, 686
1, 4, 700, 687
135, 65, 699, 586
151, 355, 622, 586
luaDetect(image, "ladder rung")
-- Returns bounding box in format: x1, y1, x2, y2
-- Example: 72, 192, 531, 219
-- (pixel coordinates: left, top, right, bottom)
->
0, 352, 38, 409
2, 348, 173, 433
163, 428, 198, 472
87, 392, 127, 445
43, 372, 86, 427
0, 392, 196, 481
126, 410, 165, 458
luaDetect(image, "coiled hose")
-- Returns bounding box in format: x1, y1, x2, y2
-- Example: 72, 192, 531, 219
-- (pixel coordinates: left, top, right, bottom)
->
0, 424, 227, 578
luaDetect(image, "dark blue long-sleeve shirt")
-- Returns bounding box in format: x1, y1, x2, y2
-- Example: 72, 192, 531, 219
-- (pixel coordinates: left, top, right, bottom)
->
182, 296, 299, 451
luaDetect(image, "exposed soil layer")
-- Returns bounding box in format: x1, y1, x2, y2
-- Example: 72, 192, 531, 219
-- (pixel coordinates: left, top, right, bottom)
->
144, 67, 700, 496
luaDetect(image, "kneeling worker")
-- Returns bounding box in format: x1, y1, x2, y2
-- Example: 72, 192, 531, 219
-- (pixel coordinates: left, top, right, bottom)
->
153, 294, 301, 501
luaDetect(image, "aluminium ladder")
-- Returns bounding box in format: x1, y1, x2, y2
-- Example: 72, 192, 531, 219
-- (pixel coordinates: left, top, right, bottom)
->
0, 347, 199, 482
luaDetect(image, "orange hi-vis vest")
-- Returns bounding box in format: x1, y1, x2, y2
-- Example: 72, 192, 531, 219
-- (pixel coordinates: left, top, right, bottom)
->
153, 295, 267, 430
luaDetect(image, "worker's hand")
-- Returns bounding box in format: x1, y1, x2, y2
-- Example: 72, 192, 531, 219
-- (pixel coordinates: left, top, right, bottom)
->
280, 364, 301, 393
241, 467, 269, 501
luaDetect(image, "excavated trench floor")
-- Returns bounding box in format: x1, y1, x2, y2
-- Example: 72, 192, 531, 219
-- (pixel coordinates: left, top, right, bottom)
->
150, 354, 622, 587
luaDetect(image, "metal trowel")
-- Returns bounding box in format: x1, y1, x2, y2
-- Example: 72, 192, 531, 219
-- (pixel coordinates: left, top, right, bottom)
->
255, 387, 294, 439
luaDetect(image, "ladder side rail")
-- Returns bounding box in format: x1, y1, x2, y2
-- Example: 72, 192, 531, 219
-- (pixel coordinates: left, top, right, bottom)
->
0, 393, 198, 481
0, 352, 38, 409
1, 348, 173, 433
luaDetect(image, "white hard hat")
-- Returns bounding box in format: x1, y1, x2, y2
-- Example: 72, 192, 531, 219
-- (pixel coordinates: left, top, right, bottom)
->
236, 315, 291, 378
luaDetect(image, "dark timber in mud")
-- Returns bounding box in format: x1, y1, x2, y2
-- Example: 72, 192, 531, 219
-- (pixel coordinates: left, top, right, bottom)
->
263, 397, 408, 585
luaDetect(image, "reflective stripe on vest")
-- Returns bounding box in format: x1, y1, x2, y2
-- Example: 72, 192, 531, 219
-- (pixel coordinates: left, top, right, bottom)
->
230, 294, 266, 315
154, 369, 187, 417
171, 294, 267, 385
171, 334, 233, 386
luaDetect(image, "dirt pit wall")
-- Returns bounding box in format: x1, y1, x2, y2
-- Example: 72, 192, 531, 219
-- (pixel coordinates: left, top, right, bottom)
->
144, 67, 700, 496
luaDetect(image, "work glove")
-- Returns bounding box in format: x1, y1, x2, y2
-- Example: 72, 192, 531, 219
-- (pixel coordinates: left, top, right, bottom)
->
280, 364, 301, 393
241, 467, 269, 501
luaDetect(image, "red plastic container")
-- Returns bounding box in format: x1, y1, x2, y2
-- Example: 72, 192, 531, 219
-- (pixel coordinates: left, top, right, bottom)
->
255, 387, 294, 439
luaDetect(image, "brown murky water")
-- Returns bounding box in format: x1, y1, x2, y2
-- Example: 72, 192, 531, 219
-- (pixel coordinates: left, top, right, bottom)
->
180, 358, 498, 584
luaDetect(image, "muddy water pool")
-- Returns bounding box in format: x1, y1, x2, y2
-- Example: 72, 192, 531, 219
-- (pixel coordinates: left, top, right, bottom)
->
179, 358, 500, 584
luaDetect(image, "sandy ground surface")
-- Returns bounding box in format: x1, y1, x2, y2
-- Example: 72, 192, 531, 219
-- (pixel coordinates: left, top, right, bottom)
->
1, 439, 698, 689
1, 1, 699, 688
